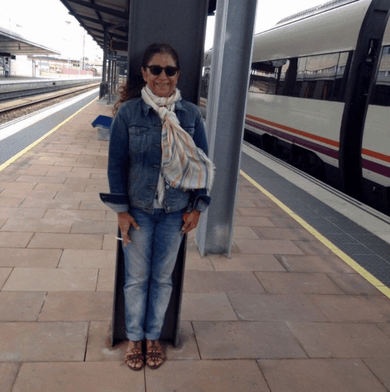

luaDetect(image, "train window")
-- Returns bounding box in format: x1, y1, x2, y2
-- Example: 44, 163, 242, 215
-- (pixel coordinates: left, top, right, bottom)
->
371, 46, 390, 106
249, 51, 351, 102
249, 61, 278, 94
331, 52, 350, 102
300, 53, 339, 100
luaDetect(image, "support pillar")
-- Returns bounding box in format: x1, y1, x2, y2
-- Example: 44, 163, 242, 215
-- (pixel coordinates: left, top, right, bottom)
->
196, 0, 258, 256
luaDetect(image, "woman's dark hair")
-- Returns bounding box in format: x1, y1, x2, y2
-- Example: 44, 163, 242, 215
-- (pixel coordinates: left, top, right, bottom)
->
113, 43, 180, 115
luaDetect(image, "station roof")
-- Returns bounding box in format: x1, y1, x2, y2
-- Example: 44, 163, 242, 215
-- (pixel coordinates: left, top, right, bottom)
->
0, 25, 60, 57
59, 0, 216, 56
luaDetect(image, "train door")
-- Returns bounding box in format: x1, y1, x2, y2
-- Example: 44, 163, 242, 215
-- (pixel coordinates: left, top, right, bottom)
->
361, 16, 390, 214
338, 0, 390, 204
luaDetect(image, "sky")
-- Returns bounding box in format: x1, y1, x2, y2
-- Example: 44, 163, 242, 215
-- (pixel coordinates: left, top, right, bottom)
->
0, 0, 327, 61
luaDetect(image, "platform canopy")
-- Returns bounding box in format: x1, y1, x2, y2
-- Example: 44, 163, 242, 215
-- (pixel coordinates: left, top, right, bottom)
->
0, 26, 59, 57
59, 0, 216, 56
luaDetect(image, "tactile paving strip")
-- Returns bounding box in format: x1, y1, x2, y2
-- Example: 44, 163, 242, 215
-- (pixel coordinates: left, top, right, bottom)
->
241, 152, 390, 288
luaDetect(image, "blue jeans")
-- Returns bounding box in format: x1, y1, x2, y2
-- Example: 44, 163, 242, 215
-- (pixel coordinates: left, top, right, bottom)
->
122, 207, 185, 341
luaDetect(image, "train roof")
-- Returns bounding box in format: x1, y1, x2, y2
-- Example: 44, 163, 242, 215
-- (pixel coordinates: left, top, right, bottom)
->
276, 0, 360, 25
252, 0, 371, 62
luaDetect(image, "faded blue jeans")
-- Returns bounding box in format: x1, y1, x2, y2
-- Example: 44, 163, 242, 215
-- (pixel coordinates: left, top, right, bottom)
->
122, 207, 185, 341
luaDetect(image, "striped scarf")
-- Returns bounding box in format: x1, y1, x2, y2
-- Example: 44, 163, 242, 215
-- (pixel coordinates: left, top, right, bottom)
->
141, 86, 214, 204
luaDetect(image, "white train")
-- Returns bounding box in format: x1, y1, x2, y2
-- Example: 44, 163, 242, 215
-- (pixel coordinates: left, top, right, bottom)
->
201, 0, 390, 214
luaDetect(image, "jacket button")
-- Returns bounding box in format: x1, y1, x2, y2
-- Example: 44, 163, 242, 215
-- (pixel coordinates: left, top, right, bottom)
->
165, 185, 169, 189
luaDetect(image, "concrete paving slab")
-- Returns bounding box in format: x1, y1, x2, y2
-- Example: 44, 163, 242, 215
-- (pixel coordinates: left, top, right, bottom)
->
1, 217, 72, 233
268, 216, 302, 228
33, 182, 87, 192
3, 268, 97, 291
209, 253, 286, 271
252, 227, 316, 241
278, 255, 355, 273
310, 295, 390, 322
0, 268, 12, 289
233, 226, 261, 239
0, 207, 46, 220
228, 293, 328, 322
237, 207, 286, 217
234, 216, 275, 227
0, 232, 33, 248
259, 359, 387, 392
96, 268, 115, 291
12, 362, 145, 392
71, 220, 117, 234
185, 250, 214, 270
289, 322, 390, 358
0, 248, 61, 268
293, 240, 335, 255
43, 209, 106, 222
59, 249, 115, 269
0, 196, 24, 207
85, 321, 124, 362
145, 360, 269, 392
0, 189, 57, 200
181, 293, 238, 321
184, 271, 265, 293
16, 175, 66, 184
39, 291, 113, 321
193, 321, 307, 359
327, 273, 384, 295
0, 322, 88, 361
19, 198, 80, 209
27, 233, 103, 249
255, 272, 344, 294
165, 321, 200, 360
0, 292, 46, 321
234, 239, 304, 254
364, 358, 390, 391
377, 323, 390, 338
236, 199, 256, 207
0, 363, 20, 392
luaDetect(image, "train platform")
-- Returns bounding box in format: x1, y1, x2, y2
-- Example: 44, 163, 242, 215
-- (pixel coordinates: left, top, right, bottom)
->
1, 99, 390, 391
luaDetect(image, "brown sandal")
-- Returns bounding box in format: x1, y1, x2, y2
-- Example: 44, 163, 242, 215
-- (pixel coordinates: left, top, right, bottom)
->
124, 341, 144, 371
145, 340, 165, 369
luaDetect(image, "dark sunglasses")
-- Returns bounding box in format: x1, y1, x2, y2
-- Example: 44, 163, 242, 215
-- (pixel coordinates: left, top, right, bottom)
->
146, 65, 179, 77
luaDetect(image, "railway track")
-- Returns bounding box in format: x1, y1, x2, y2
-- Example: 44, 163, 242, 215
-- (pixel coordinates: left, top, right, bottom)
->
0, 82, 100, 115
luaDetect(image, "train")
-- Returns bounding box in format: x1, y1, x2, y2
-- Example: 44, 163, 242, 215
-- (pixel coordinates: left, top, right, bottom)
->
201, 0, 390, 215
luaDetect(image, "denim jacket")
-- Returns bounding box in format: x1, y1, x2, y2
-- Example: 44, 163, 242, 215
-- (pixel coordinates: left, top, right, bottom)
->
100, 97, 211, 214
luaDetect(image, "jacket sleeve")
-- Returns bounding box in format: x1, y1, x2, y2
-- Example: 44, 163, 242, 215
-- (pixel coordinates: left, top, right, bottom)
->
189, 108, 212, 212
99, 105, 130, 213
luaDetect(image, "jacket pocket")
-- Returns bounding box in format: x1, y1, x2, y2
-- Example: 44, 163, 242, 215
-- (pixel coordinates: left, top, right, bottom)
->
128, 126, 151, 153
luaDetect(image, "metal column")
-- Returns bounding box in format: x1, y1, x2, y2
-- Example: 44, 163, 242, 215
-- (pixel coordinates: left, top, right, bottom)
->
100, 28, 109, 99
196, 0, 258, 256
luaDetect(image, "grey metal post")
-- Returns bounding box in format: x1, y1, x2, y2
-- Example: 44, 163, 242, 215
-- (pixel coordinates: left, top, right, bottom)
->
196, 0, 258, 256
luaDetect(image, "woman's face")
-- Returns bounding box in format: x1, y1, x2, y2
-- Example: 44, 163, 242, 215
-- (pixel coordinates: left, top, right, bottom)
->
141, 53, 180, 97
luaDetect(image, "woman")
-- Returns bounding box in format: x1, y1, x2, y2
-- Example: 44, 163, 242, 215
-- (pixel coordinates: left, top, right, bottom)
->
101, 43, 214, 371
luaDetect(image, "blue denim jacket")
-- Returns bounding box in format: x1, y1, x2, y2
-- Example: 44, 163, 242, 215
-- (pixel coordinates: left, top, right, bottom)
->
100, 97, 211, 214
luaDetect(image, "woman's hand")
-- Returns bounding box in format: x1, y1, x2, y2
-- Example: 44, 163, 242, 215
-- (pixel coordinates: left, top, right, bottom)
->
182, 210, 201, 234
118, 212, 140, 246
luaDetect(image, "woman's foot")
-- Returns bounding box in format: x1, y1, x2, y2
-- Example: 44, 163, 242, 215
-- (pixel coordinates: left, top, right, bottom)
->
124, 340, 144, 371
145, 340, 165, 369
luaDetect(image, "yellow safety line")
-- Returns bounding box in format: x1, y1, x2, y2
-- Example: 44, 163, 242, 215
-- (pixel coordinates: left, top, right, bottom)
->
240, 169, 390, 299
0, 96, 98, 173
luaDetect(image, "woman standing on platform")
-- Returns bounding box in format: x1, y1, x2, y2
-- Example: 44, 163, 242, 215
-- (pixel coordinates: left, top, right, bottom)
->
101, 43, 214, 371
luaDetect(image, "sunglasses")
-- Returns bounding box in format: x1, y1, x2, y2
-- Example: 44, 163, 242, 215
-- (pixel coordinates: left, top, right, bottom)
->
146, 65, 179, 77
